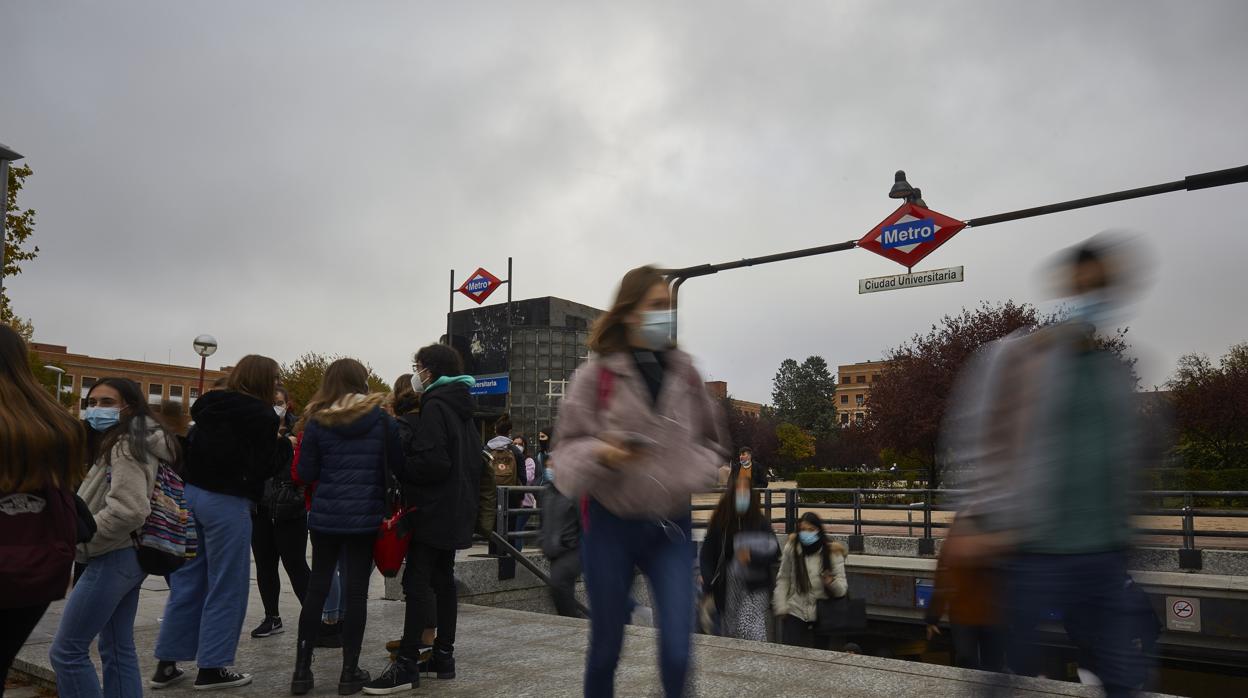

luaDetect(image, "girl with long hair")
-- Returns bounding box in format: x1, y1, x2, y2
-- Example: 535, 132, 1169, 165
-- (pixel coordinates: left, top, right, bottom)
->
773, 512, 849, 649
0, 325, 85, 689
50, 377, 178, 696
290, 359, 402, 696
154, 355, 281, 691
553, 265, 729, 697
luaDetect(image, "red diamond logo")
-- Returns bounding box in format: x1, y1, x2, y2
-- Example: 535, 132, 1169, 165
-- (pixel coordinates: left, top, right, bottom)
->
458, 267, 503, 305
857, 202, 966, 269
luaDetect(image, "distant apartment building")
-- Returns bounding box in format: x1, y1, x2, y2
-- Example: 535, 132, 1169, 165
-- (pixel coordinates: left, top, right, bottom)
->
30, 342, 230, 416
703, 381, 765, 417
834, 360, 892, 426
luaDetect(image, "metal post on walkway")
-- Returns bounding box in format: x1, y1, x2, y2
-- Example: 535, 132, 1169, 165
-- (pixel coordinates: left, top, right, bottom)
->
918, 490, 936, 555
848, 490, 864, 553
1179, 492, 1202, 570
497, 486, 516, 580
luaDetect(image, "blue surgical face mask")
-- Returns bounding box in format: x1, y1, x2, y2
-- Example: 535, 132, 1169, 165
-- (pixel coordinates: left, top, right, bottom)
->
734, 491, 750, 514
638, 310, 675, 350
84, 407, 121, 432
798, 530, 821, 547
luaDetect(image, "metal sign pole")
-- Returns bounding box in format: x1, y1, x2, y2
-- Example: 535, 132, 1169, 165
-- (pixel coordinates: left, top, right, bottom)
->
447, 269, 456, 347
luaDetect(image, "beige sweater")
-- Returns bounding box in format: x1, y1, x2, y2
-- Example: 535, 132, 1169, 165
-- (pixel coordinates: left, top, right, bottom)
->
773, 537, 849, 622
75, 417, 172, 561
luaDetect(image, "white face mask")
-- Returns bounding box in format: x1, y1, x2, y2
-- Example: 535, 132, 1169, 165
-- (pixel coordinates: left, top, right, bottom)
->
638, 309, 675, 350
411, 372, 427, 394
274, 405, 287, 418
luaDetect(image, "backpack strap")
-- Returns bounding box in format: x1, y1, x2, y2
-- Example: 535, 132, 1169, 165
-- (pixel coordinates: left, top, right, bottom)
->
596, 366, 614, 412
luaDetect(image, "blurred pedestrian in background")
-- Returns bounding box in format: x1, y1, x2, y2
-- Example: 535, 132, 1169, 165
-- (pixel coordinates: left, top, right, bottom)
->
700, 467, 779, 641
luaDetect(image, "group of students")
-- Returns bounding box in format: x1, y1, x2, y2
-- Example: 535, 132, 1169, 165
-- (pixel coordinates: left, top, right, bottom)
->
3, 263, 785, 698
0, 322, 490, 697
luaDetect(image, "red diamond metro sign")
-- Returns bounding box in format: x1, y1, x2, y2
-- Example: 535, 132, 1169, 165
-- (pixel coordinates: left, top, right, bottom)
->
458, 267, 503, 305
857, 202, 966, 269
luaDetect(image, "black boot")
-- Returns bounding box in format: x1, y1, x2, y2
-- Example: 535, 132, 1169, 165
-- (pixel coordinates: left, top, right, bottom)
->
291, 639, 315, 695
429, 647, 455, 680
338, 651, 371, 696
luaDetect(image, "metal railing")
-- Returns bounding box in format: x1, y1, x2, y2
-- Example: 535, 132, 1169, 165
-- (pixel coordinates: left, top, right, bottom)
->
495, 486, 1248, 569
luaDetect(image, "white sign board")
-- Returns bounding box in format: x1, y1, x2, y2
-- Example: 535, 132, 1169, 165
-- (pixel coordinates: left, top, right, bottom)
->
859, 266, 964, 294
1165, 596, 1201, 633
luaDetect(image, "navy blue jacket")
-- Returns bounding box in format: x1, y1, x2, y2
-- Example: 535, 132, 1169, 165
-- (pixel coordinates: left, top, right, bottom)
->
297, 394, 403, 535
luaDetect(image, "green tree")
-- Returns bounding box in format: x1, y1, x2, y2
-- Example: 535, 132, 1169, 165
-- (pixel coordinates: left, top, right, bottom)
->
771, 356, 837, 435
2, 164, 37, 334
280, 352, 391, 411
775, 422, 816, 468
1167, 343, 1248, 470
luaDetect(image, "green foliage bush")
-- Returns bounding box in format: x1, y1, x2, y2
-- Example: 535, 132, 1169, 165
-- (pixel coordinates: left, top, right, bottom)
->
794, 470, 928, 503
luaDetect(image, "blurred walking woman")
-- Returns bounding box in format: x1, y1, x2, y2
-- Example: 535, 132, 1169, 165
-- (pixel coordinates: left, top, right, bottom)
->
700, 468, 780, 641
50, 378, 178, 696
555, 265, 728, 698
0, 325, 85, 690
290, 359, 402, 696
154, 355, 280, 691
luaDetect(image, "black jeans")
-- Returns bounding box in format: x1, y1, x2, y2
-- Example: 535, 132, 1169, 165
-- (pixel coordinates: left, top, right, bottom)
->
952, 623, 1006, 672
399, 541, 457, 659
780, 615, 829, 650
298, 532, 375, 661
0, 604, 49, 691
251, 509, 311, 618
549, 552, 582, 618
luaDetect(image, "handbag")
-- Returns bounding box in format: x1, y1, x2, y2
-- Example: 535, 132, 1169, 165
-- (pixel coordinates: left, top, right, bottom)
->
265, 479, 307, 521
816, 594, 867, 634
374, 416, 416, 577
73, 492, 97, 544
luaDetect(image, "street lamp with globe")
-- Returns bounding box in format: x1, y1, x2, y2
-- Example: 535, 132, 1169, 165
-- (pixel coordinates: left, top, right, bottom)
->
193, 335, 218, 394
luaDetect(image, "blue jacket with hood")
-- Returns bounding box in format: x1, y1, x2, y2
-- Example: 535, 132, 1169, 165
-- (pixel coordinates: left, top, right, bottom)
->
297, 393, 404, 535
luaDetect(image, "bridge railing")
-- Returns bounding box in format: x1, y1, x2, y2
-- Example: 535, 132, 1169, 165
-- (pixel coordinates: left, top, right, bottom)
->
493, 486, 1248, 571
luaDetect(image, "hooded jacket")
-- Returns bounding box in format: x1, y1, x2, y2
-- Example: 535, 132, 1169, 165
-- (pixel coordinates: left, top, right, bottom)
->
76, 416, 175, 561
398, 379, 482, 550
298, 393, 402, 535
185, 390, 279, 501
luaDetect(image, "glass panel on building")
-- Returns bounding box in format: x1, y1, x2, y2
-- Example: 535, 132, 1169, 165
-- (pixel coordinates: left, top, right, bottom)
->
856, 395, 864, 406
840, 394, 849, 404
856, 375, 866, 384
190, 387, 200, 406
148, 383, 164, 405
170, 385, 184, 405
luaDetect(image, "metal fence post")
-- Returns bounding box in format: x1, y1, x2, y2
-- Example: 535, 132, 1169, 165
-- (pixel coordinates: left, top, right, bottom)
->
1179, 492, 1202, 570
785, 489, 798, 534
848, 489, 864, 553
497, 486, 516, 580
764, 489, 774, 530
918, 489, 936, 555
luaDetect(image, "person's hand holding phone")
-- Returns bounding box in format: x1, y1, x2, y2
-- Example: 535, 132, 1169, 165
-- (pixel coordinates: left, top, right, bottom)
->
598, 431, 655, 470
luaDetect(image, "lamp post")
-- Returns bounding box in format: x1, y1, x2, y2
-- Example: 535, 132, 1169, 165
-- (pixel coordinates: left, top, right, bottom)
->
193, 335, 218, 393
0, 143, 25, 300
43, 364, 65, 398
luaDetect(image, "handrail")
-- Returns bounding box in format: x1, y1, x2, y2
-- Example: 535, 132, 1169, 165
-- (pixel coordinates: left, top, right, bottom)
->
488, 531, 591, 617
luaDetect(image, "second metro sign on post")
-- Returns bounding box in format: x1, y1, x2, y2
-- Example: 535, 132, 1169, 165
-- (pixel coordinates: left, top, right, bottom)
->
458, 267, 503, 305
857, 202, 967, 270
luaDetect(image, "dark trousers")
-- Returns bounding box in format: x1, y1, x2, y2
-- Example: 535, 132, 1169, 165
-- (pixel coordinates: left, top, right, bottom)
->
399, 541, 457, 658
250, 509, 311, 618
780, 615, 828, 650
1008, 551, 1143, 698
297, 532, 375, 662
951, 623, 1006, 672
549, 552, 582, 618
581, 500, 694, 698
0, 604, 49, 691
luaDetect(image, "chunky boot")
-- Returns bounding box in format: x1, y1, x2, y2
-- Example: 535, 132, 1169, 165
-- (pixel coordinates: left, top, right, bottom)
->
338, 651, 371, 696
291, 639, 315, 695
429, 647, 455, 680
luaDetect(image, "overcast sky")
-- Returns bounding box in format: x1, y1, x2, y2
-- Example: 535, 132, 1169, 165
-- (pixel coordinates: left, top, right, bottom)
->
5, 1, 1247, 404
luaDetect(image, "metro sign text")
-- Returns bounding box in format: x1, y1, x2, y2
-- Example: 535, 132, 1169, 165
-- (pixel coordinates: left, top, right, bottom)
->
857, 202, 966, 269
457, 267, 503, 305
880, 218, 936, 249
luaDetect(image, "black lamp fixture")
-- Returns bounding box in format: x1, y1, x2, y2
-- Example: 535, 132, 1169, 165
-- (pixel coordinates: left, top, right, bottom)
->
888, 170, 926, 207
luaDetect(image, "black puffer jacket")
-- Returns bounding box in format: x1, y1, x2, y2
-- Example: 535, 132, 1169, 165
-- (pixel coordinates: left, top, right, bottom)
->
185, 390, 279, 501
398, 381, 482, 550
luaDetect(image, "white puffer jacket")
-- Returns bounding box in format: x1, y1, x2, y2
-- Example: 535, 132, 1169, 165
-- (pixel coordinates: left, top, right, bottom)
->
773, 536, 848, 622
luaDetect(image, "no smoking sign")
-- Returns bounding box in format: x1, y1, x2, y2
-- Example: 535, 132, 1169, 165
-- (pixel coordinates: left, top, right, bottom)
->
1166, 596, 1201, 633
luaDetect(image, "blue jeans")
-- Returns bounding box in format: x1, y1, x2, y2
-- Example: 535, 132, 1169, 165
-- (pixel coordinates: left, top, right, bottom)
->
155, 485, 251, 668
321, 561, 344, 623
50, 548, 146, 697
1007, 551, 1144, 698
581, 500, 694, 698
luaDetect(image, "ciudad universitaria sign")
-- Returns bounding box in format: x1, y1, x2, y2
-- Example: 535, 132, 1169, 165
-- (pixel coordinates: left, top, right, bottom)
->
856, 202, 967, 293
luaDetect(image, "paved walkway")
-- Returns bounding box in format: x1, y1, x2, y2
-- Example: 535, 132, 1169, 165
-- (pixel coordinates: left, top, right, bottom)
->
12, 558, 1173, 697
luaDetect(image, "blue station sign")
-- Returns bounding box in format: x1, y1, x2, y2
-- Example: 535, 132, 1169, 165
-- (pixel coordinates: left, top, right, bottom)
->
470, 375, 510, 396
